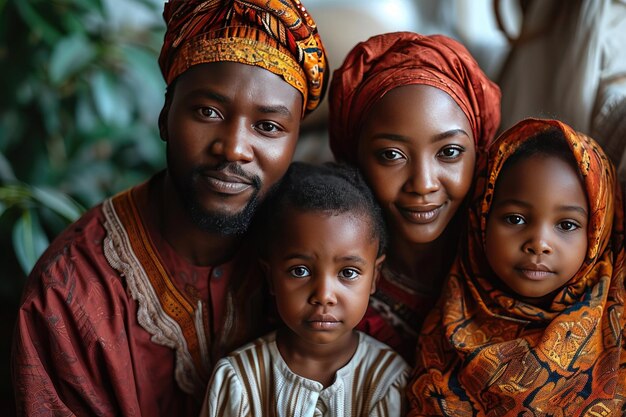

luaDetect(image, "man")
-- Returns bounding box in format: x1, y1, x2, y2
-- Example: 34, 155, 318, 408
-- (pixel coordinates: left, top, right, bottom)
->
11, 1, 327, 415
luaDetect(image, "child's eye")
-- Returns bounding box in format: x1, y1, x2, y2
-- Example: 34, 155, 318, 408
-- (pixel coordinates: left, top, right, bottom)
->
339, 268, 359, 281
557, 220, 581, 232
437, 145, 464, 160
289, 266, 310, 278
504, 214, 526, 225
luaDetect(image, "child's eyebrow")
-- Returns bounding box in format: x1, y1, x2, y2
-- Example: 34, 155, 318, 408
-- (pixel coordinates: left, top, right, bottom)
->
493, 199, 588, 216
335, 255, 367, 265
558, 205, 588, 217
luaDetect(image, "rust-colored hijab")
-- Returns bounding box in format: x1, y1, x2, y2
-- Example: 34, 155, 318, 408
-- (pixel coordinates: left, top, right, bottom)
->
328, 31, 501, 164
409, 119, 626, 416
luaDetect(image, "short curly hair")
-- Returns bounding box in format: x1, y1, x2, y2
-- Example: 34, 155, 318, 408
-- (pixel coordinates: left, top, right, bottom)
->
256, 161, 387, 257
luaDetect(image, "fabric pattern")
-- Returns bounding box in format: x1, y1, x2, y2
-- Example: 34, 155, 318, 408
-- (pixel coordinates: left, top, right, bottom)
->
158, 0, 328, 116
328, 31, 501, 164
11, 176, 270, 416
201, 331, 410, 417
409, 118, 626, 416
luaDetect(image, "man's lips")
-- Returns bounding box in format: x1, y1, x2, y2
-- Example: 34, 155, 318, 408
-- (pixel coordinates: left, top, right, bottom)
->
201, 171, 253, 195
397, 203, 445, 224
515, 263, 555, 280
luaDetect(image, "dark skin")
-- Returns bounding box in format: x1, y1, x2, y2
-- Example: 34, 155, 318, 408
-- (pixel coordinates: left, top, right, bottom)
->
263, 210, 384, 387
148, 62, 302, 266
357, 85, 475, 291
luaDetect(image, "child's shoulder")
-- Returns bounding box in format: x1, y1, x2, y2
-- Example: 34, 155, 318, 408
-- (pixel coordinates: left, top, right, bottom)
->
351, 331, 410, 373
220, 331, 276, 362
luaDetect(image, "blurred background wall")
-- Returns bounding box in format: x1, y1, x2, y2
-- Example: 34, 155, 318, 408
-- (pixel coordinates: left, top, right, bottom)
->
0, 0, 516, 414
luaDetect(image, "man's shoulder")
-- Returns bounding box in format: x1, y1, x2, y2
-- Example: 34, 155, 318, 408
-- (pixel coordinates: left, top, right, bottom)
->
20, 187, 138, 305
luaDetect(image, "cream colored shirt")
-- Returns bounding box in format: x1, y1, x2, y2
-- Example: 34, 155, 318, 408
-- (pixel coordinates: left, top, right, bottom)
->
201, 331, 410, 417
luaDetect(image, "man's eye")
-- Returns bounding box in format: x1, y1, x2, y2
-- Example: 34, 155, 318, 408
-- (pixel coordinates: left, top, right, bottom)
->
197, 107, 220, 118
504, 215, 525, 225
256, 121, 281, 133
289, 266, 310, 278
339, 268, 359, 281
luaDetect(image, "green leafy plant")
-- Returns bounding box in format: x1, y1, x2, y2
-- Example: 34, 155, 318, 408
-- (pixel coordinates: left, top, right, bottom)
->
1, 0, 166, 413
1, 0, 166, 279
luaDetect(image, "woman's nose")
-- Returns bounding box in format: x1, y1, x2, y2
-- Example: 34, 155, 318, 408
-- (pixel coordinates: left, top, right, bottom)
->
403, 157, 439, 195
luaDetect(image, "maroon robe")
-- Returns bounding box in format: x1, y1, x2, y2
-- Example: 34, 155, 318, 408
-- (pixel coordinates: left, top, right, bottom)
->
12, 175, 269, 416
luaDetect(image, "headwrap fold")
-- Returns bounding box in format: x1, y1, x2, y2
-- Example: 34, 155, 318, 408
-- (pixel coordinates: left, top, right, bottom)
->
409, 118, 626, 416
159, 0, 328, 117
328, 31, 501, 164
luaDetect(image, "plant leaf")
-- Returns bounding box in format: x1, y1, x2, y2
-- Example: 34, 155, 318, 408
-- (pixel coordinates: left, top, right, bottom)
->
49, 34, 96, 84
12, 209, 49, 275
31, 186, 84, 221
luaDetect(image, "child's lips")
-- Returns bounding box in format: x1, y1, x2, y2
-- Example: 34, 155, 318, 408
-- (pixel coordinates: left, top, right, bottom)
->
516, 263, 555, 280
306, 313, 341, 330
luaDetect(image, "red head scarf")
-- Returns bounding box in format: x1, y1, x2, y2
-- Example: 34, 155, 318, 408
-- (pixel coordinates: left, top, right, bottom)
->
158, 0, 328, 117
409, 118, 626, 416
328, 31, 501, 164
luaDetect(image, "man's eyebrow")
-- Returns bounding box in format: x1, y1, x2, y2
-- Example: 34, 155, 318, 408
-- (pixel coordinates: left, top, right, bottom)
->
257, 104, 294, 119
185, 89, 228, 103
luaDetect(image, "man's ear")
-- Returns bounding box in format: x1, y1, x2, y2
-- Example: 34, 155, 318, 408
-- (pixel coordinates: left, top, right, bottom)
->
259, 259, 274, 295
371, 254, 386, 295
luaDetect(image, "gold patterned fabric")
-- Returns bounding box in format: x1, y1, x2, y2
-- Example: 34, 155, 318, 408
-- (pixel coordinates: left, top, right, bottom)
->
158, 0, 328, 117
409, 119, 626, 416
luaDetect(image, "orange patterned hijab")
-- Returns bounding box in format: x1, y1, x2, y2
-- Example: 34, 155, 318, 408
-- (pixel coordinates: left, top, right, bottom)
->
409, 119, 626, 416
158, 0, 328, 117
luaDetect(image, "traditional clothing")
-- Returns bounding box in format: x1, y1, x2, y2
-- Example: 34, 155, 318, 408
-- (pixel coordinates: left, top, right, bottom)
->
200, 331, 410, 417
328, 31, 501, 165
12, 174, 270, 416
409, 119, 626, 416
159, 0, 328, 117
13, 0, 328, 414
327, 32, 501, 360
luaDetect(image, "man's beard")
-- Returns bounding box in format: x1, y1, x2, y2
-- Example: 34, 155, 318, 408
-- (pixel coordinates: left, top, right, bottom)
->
169, 161, 262, 236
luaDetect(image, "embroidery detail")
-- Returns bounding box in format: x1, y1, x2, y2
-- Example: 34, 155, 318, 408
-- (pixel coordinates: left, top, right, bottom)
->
103, 193, 208, 398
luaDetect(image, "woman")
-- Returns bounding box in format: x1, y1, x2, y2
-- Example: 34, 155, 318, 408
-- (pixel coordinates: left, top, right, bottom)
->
328, 31, 501, 361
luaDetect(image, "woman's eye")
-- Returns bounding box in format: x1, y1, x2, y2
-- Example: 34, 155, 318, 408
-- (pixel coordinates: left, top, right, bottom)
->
557, 220, 580, 232
504, 215, 525, 225
379, 149, 404, 161
339, 268, 359, 280
289, 266, 310, 278
437, 145, 464, 160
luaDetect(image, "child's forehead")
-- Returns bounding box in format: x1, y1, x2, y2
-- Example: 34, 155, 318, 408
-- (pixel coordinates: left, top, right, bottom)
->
279, 207, 373, 229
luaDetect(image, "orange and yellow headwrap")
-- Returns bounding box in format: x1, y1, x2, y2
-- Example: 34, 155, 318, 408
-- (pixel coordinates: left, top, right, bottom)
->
158, 0, 328, 118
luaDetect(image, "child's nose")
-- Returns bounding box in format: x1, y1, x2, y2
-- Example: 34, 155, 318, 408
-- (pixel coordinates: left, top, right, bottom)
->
309, 277, 337, 306
522, 232, 553, 255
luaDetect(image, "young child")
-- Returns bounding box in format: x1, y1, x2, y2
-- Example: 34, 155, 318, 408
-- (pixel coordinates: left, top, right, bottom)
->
409, 118, 626, 416
201, 162, 410, 417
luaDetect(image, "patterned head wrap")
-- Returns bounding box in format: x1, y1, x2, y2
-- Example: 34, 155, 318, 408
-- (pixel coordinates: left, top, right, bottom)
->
409, 119, 626, 415
158, 0, 328, 117
328, 31, 501, 164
